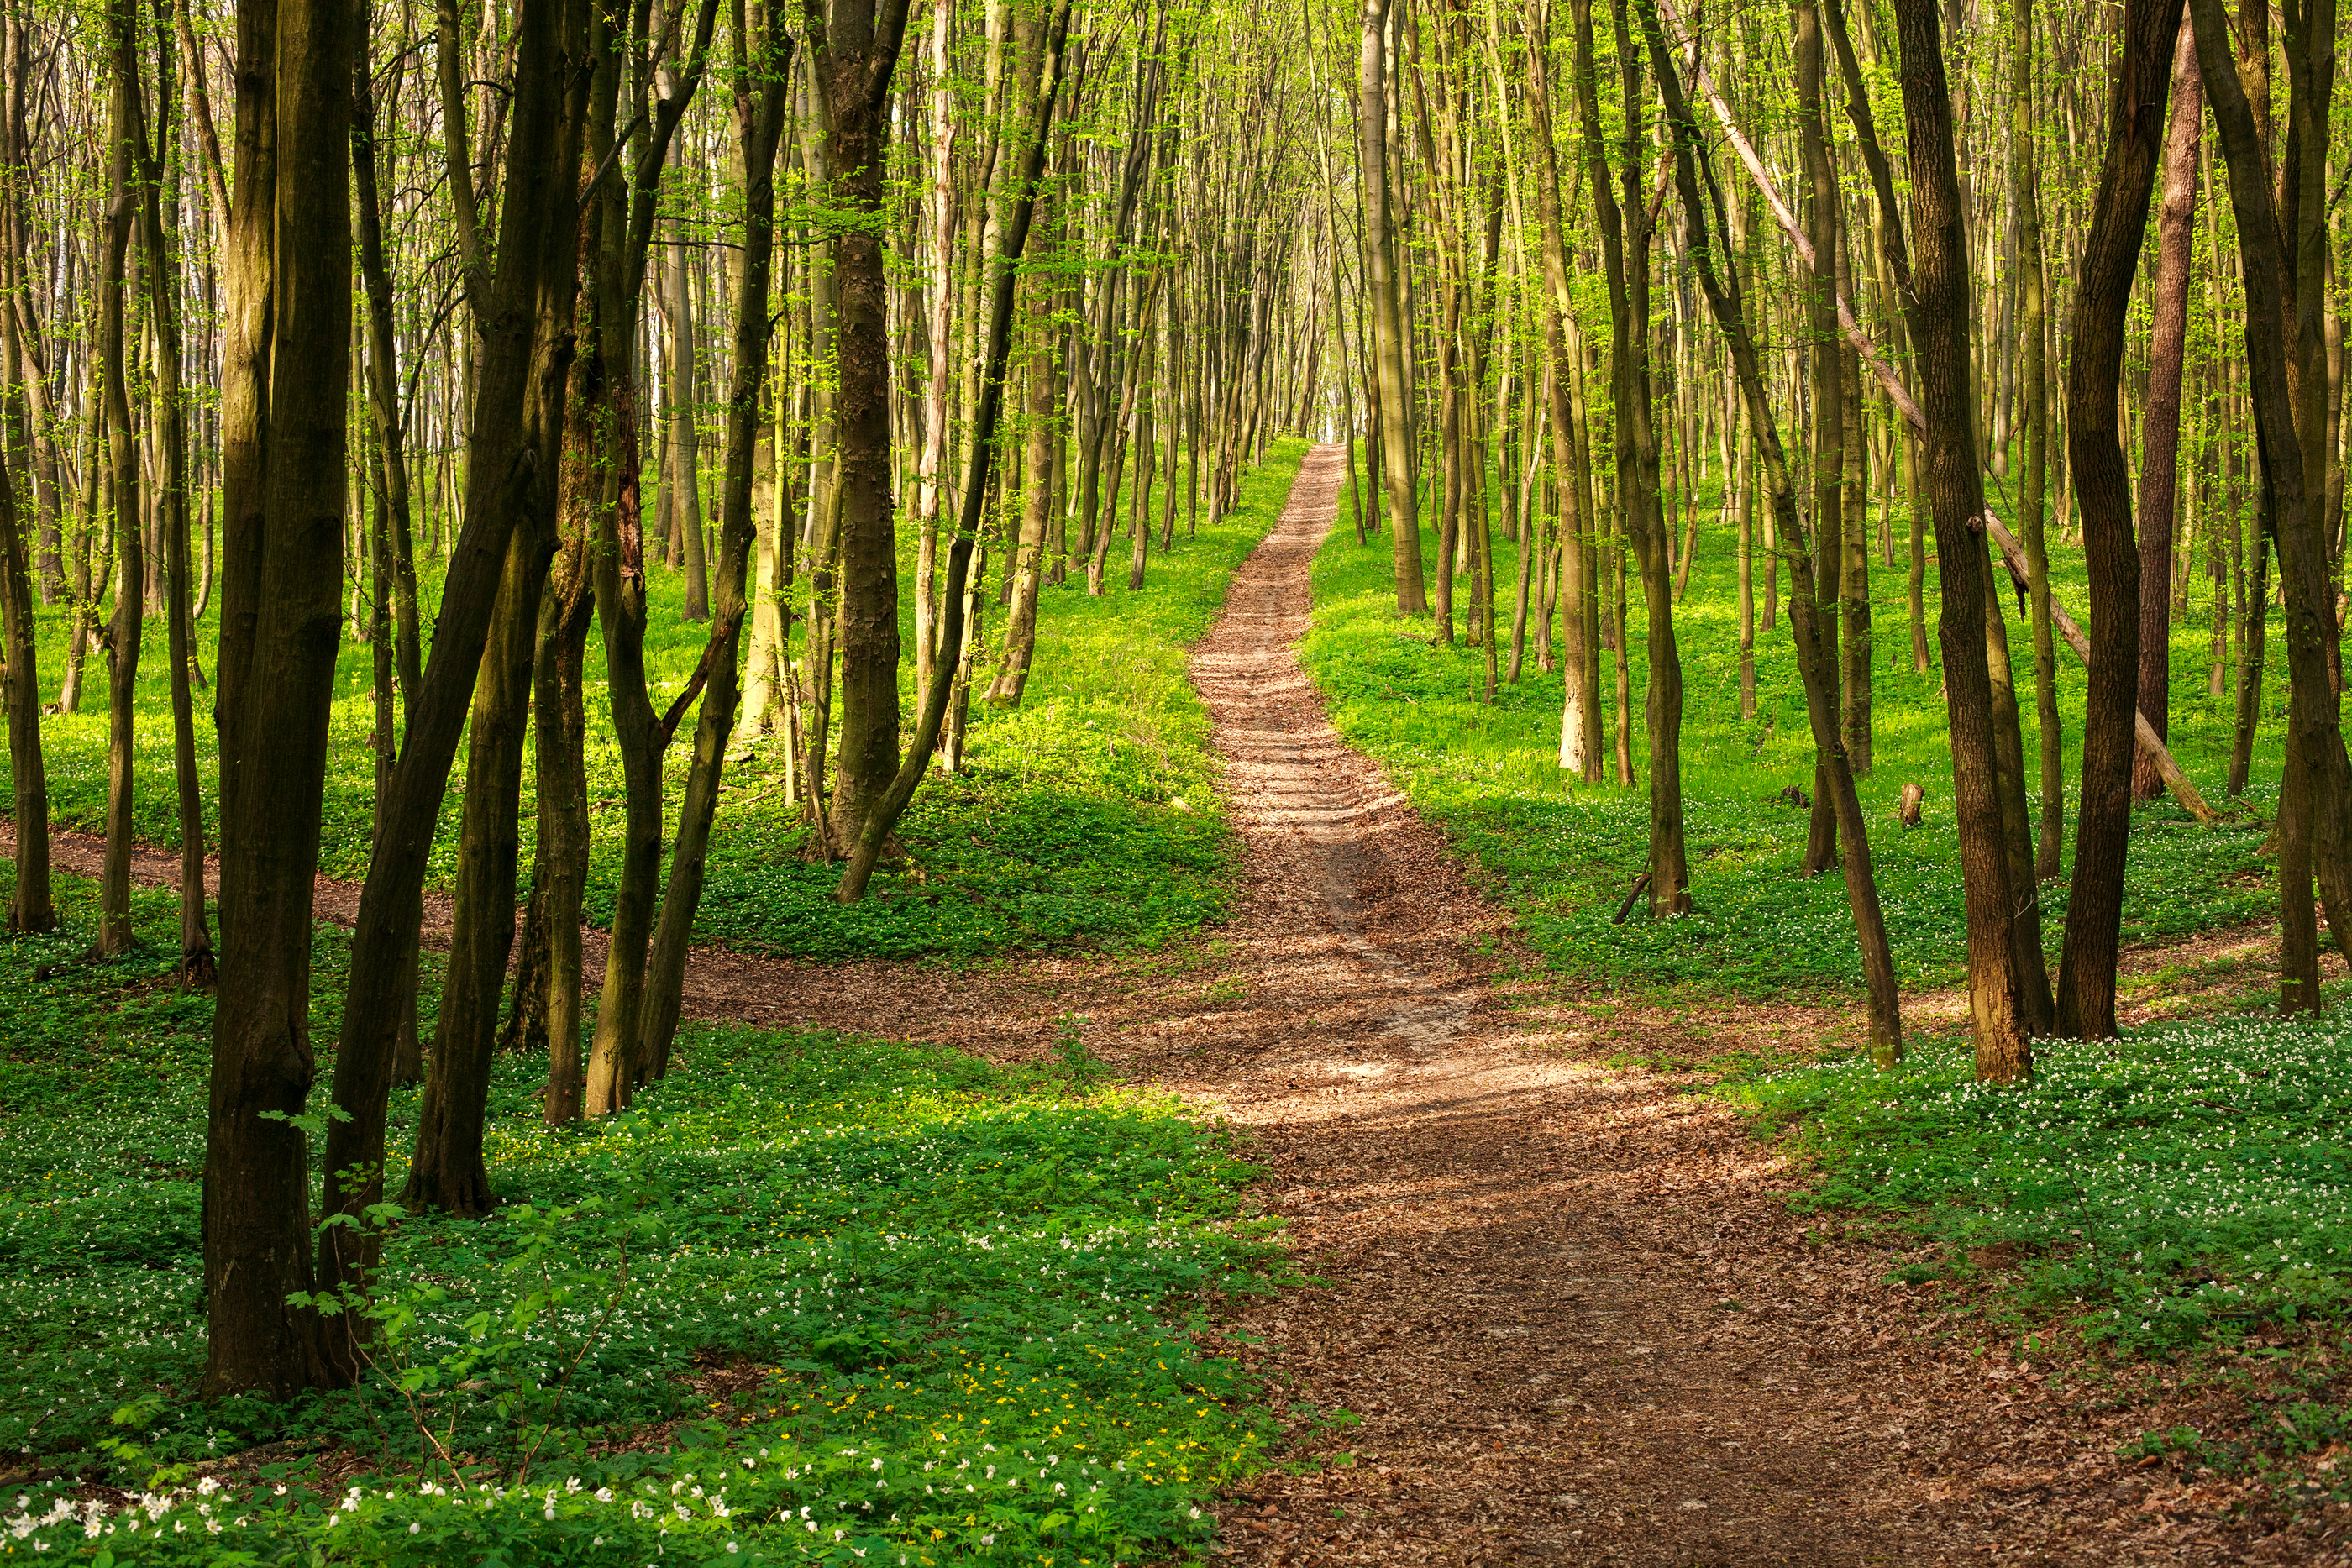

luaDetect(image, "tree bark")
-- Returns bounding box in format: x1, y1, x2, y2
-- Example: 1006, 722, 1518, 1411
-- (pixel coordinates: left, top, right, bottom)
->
815, 0, 917, 845
2054, 0, 2183, 1041
2131, 19, 2202, 803
1360, 0, 1426, 612
203, 0, 353, 1398
315, 0, 589, 1333
94, 0, 142, 958
1888, 0, 2032, 1080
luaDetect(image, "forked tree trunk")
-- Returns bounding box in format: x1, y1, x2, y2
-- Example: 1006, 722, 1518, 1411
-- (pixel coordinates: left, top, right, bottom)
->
316, 0, 589, 1330
2056, 0, 2183, 1041
638, 11, 793, 1083
2188, 0, 2352, 1011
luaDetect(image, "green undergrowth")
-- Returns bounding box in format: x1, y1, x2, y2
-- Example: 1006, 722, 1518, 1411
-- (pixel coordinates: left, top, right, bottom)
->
1302, 475, 2277, 999
685, 439, 1308, 961
1722, 1014, 2352, 1358
0, 873, 1284, 1565
2, 439, 1305, 965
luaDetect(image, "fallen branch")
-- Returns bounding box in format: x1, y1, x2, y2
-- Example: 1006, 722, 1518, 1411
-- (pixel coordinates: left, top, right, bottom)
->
1611, 873, 1653, 926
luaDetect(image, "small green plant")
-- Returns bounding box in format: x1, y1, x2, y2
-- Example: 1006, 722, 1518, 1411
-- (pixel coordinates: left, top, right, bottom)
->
1053, 1012, 1105, 1088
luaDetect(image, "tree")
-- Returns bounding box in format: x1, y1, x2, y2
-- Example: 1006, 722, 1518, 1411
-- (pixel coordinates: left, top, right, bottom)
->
2054, 0, 2183, 1042
202, 0, 354, 1396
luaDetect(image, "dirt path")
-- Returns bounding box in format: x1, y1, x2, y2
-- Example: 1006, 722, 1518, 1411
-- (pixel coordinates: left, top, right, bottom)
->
5, 448, 2292, 1565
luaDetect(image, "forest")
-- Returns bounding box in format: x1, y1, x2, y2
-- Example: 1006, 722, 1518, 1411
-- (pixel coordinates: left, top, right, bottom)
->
0, 0, 2348, 1557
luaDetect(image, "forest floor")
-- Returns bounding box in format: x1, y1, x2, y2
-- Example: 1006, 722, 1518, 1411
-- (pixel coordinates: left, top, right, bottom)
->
11, 446, 2345, 1565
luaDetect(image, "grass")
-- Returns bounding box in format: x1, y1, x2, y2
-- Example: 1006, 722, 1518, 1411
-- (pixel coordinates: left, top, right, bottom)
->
1723, 1014, 2352, 1357
3, 437, 1310, 965
1301, 472, 2279, 999
0, 872, 1284, 1565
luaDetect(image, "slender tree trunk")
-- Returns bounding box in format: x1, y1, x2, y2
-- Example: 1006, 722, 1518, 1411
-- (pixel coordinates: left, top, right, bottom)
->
2015, 0, 2062, 880
1798, 0, 1843, 876
665, 221, 711, 621
641, 19, 794, 1080
1585, 0, 1687, 914
0, 416, 50, 933
1361, 0, 1426, 611
2131, 19, 2202, 803
316, 0, 589, 1327
93, 6, 143, 958
403, 518, 554, 1213
1645, 0, 1902, 1057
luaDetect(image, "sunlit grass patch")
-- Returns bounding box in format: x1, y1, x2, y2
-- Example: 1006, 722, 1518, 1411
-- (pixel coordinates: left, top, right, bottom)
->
1300, 477, 2276, 998
1721, 1013, 2352, 1355
0, 878, 1283, 1564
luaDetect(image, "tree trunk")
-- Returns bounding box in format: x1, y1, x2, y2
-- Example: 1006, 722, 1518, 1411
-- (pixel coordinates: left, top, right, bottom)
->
639, 15, 792, 1081
1798, 0, 1842, 877
2014, 0, 2062, 880
94, 3, 142, 959
819, 0, 916, 846
2055, 0, 2183, 1041
0, 409, 50, 934
1361, 0, 1426, 612
1584, 0, 1687, 914
2131, 19, 2202, 803
1889, 0, 2034, 1081
1644, 1, 1902, 1058
204, 0, 354, 1398
316, 0, 589, 1329
665, 222, 711, 621
403, 519, 553, 1214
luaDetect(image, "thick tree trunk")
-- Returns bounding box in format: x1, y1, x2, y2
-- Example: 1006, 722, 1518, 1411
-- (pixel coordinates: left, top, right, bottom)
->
820, 0, 916, 846
2131, 21, 2202, 803
1890, 0, 2033, 1081
204, 0, 353, 1398
2055, 0, 2182, 1041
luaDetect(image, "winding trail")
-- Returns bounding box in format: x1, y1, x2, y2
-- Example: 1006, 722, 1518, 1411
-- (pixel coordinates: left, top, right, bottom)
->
5, 446, 2264, 1564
